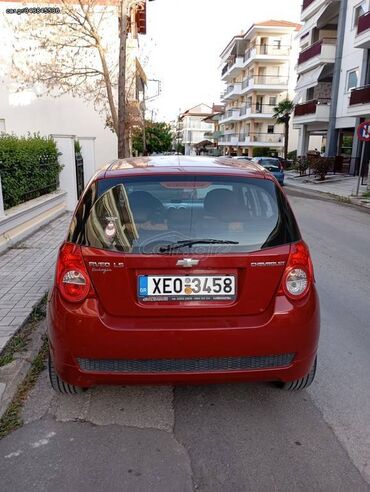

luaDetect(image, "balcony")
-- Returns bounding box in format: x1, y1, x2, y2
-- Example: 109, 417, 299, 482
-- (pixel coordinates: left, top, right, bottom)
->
219, 133, 239, 146
221, 83, 242, 101
293, 98, 331, 125
350, 85, 370, 105
347, 85, 370, 117
239, 104, 276, 120
297, 39, 336, 74
354, 12, 370, 49
204, 131, 224, 141
221, 56, 244, 81
243, 44, 290, 67
240, 133, 284, 147
241, 75, 289, 94
219, 108, 240, 124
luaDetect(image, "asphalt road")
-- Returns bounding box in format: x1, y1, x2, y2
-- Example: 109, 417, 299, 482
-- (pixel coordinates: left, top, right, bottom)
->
0, 190, 370, 492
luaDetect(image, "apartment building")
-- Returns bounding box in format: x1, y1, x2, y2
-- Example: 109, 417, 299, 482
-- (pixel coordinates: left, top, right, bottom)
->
294, 0, 370, 175
179, 104, 215, 155
219, 20, 300, 158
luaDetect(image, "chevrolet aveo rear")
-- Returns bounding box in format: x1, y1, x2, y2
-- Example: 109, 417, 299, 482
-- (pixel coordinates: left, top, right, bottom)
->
47, 157, 320, 393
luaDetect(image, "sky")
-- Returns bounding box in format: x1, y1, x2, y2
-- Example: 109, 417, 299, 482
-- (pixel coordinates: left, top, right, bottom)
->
142, 0, 301, 122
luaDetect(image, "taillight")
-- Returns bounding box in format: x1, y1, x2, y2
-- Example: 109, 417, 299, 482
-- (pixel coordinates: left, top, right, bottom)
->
281, 241, 314, 300
56, 243, 94, 303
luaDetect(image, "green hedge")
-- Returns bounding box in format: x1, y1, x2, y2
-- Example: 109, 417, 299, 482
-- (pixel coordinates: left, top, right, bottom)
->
0, 134, 62, 210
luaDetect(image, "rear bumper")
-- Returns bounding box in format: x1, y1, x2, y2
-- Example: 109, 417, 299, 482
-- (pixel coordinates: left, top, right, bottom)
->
47, 288, 320, 387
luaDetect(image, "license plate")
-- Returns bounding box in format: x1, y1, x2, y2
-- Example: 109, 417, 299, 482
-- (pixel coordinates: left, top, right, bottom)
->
138, 275, 236, 301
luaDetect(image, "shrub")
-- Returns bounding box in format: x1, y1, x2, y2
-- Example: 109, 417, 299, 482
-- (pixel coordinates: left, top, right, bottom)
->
0, 134, 62, 209
253, 147, 275, 157
295, 156, 309, 176
287, 150, 297, 160
310, 156, 335, 181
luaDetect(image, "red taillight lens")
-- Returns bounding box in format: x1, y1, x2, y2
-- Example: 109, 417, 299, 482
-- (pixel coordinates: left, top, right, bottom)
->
56, 243, 94, 303
281, 241, 314, 300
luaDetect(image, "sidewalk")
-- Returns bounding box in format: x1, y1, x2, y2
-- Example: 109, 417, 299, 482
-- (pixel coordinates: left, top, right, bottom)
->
285, 171, 370, 207
0, 213, 70, 352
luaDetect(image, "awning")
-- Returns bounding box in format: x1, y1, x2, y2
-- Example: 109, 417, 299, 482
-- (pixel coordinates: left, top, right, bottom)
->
299, 4, 328, 38
295, 65, 325, 92
299, 1, 339, 39
293, 91, 303, 104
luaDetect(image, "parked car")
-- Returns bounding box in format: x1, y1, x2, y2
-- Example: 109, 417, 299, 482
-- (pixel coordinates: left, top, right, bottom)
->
251, 157, 285, 185
48, 156, 319, 393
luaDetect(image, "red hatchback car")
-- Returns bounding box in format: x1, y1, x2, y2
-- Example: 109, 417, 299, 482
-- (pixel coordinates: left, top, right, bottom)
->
47, 156, 320, 393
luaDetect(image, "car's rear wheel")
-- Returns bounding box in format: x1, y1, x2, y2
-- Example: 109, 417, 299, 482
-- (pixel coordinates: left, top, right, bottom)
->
48, 353, 85, 394
279, 356, 317, 391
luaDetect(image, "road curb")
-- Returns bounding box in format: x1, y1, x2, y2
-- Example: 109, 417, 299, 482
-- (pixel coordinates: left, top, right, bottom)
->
0, 320, 46, 421
285, 183, 370, 212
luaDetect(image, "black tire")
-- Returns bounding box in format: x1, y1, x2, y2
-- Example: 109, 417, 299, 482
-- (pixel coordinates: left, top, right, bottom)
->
48, 353, 85, 394
279, 356, 317, 391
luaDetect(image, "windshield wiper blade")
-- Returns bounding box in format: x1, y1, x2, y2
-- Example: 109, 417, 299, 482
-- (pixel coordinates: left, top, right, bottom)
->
159, 239, 239, 253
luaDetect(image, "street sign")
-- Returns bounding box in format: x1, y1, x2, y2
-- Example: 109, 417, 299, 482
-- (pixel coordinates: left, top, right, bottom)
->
357, 121, 370, 142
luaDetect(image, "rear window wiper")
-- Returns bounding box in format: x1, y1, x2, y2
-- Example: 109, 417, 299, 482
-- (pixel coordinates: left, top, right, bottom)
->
159, 239, 239, 253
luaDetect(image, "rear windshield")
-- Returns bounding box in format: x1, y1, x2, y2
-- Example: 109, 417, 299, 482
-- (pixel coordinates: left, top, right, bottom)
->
68, 175, 300, 254
260, 159, 280, 168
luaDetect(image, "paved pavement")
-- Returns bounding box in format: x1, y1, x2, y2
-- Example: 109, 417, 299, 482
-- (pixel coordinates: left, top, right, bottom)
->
285, 171, 368, 200
0, 214, 70, 352
0, 191, 370, 491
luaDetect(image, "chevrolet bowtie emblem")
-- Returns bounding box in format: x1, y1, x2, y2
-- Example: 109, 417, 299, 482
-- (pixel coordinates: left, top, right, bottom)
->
176, 258, 199, 268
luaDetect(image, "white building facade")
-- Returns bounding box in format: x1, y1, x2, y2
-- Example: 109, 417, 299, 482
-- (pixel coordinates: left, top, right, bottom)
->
294, 0, 370, 175
179, 104, 215, 155
219, 21, 301, 158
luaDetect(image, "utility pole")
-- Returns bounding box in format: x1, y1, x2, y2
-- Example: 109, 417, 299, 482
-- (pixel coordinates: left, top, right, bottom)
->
118, 0, 128, 159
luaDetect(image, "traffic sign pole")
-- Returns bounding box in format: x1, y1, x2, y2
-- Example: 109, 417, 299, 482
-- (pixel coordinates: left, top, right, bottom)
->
355, 121, 370, 196
356, 143, 366, 196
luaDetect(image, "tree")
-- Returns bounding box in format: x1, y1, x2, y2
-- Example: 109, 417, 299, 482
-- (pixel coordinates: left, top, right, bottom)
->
133, 121, 173, 155
9, 0, 145, 158
273, 99, 295, 160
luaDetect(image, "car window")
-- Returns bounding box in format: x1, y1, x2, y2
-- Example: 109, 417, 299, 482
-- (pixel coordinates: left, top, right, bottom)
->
69, 175, 300, 254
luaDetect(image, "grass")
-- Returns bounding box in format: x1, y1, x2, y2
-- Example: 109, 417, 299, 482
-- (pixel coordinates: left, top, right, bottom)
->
0, 294, 47, 368
335, 195, 352, 204
0, 336, 49, 439
361, 191, 370, 199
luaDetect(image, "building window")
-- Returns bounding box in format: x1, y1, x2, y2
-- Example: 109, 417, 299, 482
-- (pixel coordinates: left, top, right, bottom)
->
353, 3, 365, 28
267, 125, 275, 134
347, 69, 359, 91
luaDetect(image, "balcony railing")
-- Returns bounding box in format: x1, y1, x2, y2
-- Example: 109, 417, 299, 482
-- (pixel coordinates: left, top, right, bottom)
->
243, 44, 290, 61
358, 11, 370, 35
249, 133, 284, 144
220, 109, 240, 122
349, 85, 370, 105
221, 56, 243, 77
247, 75, 289, 86
219, 133, 238, 143
240, 104, 276, 116
242, 78, 250, 90
298, 40, 322, 64
222, 64, 229, 77
294, 98, 331, 116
